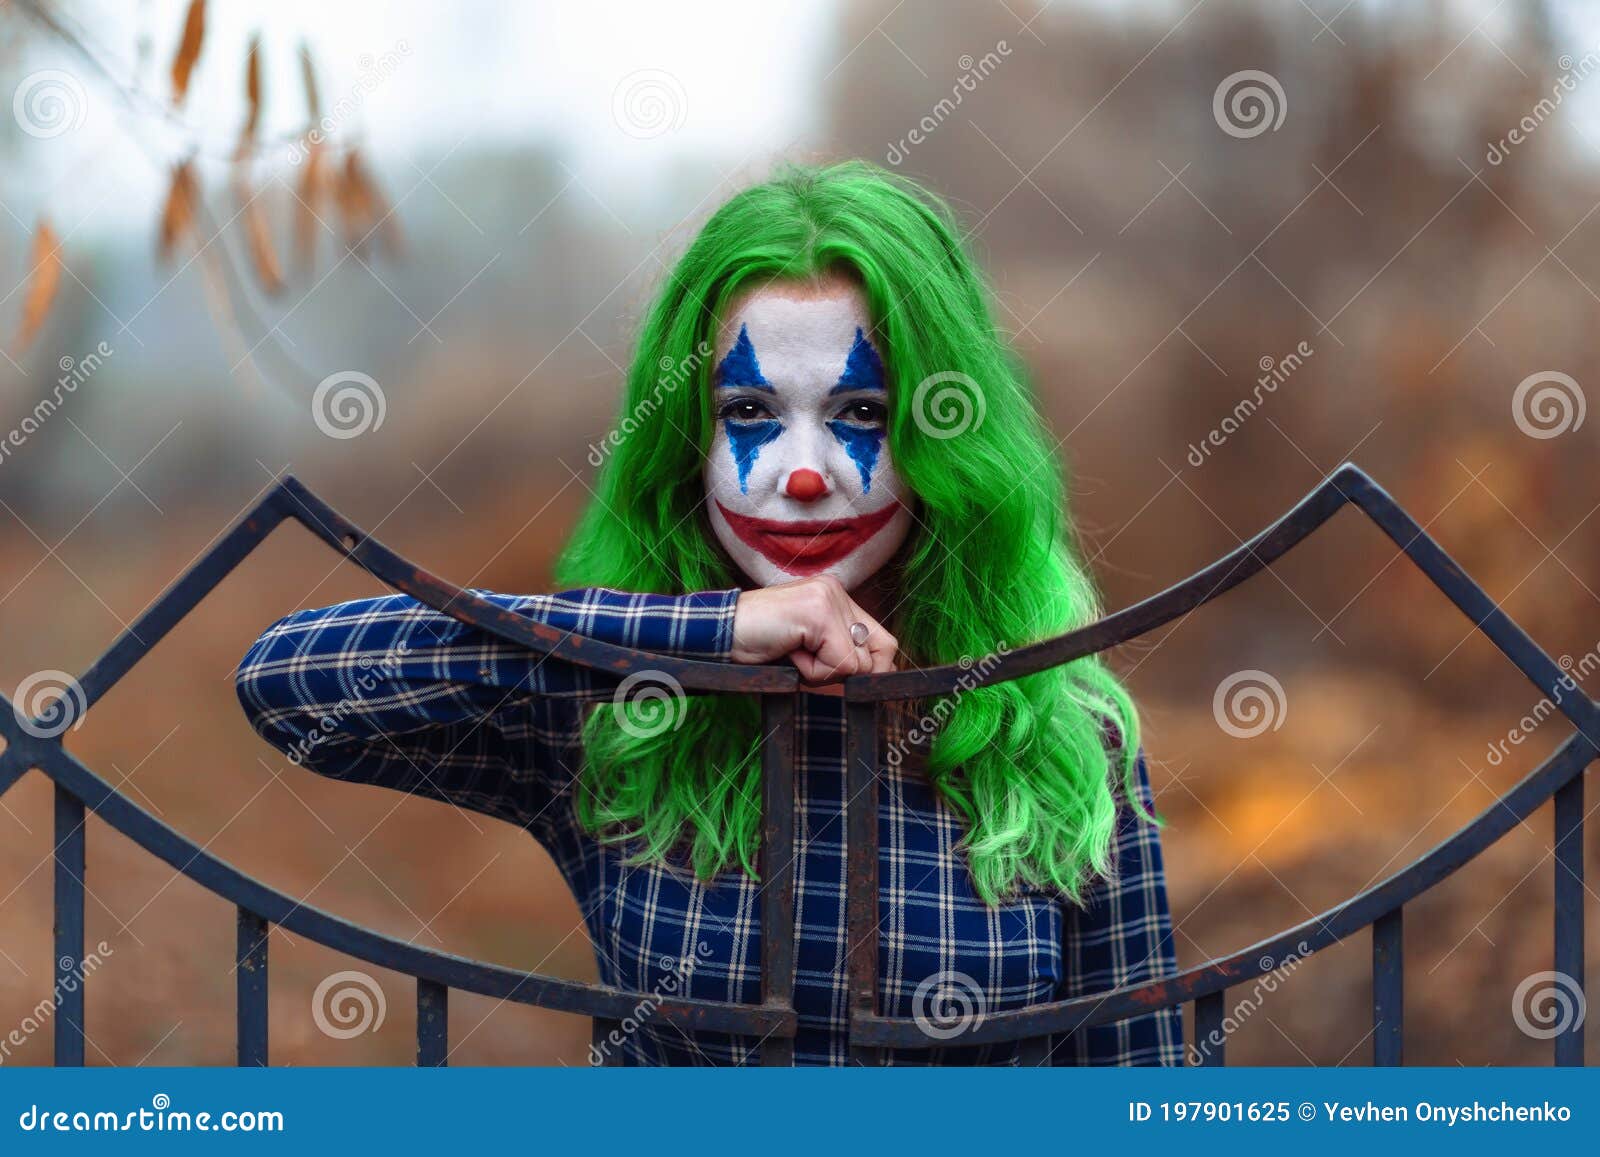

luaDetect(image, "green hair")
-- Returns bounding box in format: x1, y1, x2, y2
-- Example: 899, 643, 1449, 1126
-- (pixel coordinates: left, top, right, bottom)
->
556, 160, 1145, 904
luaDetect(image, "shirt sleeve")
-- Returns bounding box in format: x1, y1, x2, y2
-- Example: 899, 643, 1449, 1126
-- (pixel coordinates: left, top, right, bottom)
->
235, 587, 740, 833
1052, 750, 1185, 1066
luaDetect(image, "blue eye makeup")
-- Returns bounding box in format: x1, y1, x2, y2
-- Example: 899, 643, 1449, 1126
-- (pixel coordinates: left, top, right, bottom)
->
716, 324, 772, 392
829, 328, 886, 394
724, 417, 782, 493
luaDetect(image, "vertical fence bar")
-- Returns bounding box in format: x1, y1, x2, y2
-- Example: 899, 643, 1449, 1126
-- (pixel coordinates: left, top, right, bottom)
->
590, 1019, 624, 1066
1015, 1035, 1052, 1066
844, 699, 882, 1065
236, 908, 269, 1066
416, 979, 448, 1067
759, 694, 798, 1066
1193, 990, 1226, 1066
53, 786, 85, 1068
1553, 774, 1584, 1067
1372, 907, 1403, 1066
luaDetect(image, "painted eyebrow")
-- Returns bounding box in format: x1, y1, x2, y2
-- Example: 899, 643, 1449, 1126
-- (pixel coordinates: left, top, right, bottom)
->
714, 324, 774, 392
829, 328, 886, 394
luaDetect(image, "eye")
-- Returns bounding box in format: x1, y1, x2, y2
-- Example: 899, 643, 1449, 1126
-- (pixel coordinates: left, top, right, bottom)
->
718, 397, 773, 423
835, 399, 888, 427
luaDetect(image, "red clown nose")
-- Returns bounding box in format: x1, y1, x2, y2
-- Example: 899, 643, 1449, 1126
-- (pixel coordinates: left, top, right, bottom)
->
785, 469, 828, 501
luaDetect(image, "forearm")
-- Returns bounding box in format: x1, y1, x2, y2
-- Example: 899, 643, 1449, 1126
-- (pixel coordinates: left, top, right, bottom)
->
235, 586, 739, 820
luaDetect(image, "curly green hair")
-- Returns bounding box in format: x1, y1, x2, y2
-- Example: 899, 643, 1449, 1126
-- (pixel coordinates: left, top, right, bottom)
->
557, 160, 1144, 904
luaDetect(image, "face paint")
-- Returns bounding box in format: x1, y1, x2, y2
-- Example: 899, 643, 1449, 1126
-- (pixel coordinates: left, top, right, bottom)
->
704, 278, 913, 591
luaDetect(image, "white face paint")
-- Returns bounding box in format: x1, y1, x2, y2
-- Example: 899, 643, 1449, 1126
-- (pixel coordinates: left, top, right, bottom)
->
703, 279, 913, 591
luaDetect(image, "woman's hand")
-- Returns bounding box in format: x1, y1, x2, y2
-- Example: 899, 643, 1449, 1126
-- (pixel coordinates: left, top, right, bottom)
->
731, 575, 897, 683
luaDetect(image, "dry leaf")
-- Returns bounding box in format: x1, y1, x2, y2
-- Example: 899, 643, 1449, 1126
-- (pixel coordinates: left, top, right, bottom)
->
295, 141, 326, 271
337, 150, 403, 258
170, 0, 206, 107
14, 221, 62, 352
159, 161, 200, 261
237, 33, 262, 153
237, 182, 284, 295
299, 41, 321, 120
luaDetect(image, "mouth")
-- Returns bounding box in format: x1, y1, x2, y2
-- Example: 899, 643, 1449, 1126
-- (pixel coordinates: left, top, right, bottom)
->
715, 501, 903, 576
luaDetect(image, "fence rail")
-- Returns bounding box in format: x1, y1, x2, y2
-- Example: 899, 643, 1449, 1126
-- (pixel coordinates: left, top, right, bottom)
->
0, 462, 1593, 1066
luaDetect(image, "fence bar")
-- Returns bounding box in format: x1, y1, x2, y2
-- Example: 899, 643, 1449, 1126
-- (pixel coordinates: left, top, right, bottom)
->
1015, 1035, 1052, 1066
53, 786, 85, 1067
1553, 774, 1585, 1067
844, 699, 882, 1065
1372, 907, 1403, 1066
759, 694, 798, 1066
416, 979, 448, 1067
1193, 990, 1226, 1066
590, 1019, 624, 1066
236, 908, 269, 1066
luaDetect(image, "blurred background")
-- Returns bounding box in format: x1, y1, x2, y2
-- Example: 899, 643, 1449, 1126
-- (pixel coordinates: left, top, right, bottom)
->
0, 0, 1595, 1066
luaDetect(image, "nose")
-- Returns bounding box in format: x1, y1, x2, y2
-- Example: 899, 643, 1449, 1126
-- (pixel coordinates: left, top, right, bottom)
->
785, 468, 828, 502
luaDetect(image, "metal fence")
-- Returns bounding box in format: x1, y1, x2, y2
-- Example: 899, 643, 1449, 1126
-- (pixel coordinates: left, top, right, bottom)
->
1, 462, 1593, 1066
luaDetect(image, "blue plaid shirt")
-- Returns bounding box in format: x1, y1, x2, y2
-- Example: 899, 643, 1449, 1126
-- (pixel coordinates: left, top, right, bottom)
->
236, 587, 1182, 1066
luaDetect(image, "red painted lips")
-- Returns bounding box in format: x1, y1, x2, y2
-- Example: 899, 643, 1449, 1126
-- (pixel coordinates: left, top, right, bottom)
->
715, 501, 902, 576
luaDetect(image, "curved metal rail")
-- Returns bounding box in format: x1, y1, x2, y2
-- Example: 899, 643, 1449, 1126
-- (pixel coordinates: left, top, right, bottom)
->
0, 461, 1591, 1066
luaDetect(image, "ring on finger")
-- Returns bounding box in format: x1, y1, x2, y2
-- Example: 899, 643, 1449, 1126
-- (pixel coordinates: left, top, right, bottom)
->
849, 621, 871, 648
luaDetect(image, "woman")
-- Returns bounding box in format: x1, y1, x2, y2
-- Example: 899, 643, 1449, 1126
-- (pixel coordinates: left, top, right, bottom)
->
237, 161, 1182, 1066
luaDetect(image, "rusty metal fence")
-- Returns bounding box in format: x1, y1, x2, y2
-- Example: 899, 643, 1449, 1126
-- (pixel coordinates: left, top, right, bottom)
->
1, 462, 1593, 1066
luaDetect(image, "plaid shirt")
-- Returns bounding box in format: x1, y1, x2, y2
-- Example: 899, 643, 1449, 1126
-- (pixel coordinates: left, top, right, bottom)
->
236, 587, 1182, 1066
